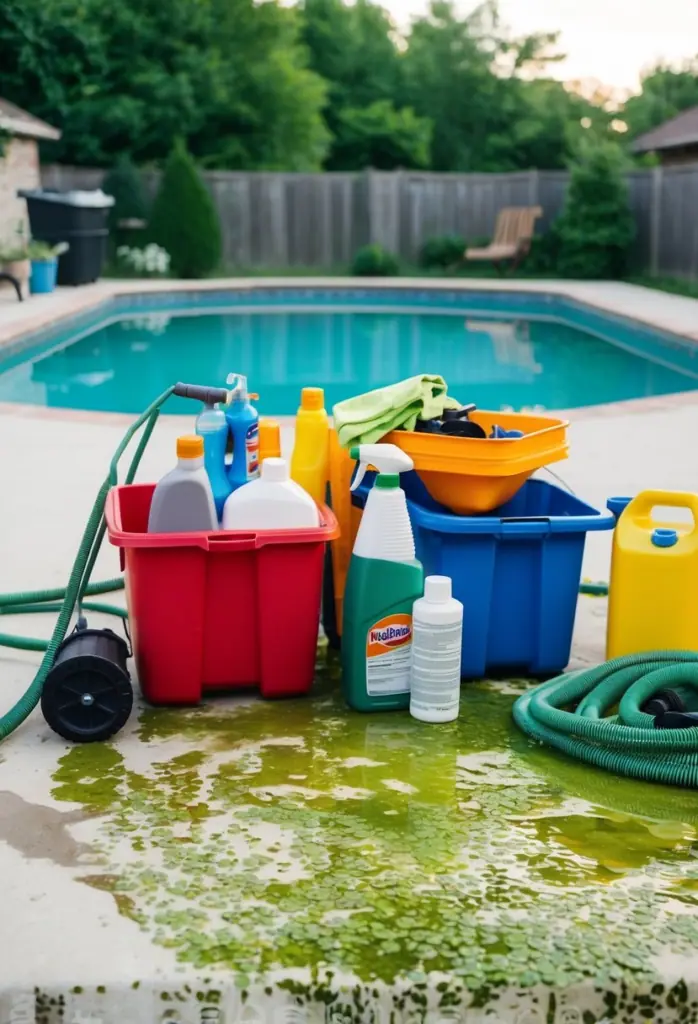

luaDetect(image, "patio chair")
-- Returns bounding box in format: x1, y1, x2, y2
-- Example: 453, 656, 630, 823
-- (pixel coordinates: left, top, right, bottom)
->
0, 271, 23, 302
464, 206, 543, 275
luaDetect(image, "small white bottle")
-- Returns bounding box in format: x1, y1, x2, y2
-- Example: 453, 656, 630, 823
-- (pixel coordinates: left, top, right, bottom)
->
222, 457, 320, 531
409, 576, 463, 723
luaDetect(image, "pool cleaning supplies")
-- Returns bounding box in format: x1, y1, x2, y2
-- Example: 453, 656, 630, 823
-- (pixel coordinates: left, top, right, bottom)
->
342, 444, 423, 712
259, 419, 281, 463
148, 435, 219, 534
196, 395, 232, 520
225, 373, 259, 491
291, 387, 329, 505
222, 457, 320, 531
606, 490, 698, 659
333, 375, 461, 448
410, 576, 463, 724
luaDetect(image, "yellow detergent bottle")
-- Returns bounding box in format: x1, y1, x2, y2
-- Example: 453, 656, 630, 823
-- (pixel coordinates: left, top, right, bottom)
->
606, 490, 698, 658
291, 387, 329, 505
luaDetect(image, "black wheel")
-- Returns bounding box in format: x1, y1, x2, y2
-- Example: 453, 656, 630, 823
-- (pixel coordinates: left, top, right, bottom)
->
41, 629, 133, 742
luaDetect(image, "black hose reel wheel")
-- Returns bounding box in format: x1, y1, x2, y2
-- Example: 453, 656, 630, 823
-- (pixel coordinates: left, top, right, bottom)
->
41, 627, 133, 743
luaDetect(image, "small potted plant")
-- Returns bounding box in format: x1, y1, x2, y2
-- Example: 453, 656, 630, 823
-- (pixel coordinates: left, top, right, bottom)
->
28, 240, 69, 295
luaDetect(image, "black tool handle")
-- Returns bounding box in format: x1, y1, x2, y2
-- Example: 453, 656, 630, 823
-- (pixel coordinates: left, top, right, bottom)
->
174, 382, 229, 405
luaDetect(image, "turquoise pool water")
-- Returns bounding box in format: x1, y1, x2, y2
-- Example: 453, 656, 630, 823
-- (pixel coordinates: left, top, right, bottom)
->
1, 289, 697, 413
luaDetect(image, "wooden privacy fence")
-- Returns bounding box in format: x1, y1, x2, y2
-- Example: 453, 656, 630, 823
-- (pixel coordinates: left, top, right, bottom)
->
41, 163, 698, 278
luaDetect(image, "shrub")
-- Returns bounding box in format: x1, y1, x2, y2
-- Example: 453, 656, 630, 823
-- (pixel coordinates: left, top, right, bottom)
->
102, 157, 149, 252
555, 142, 635, 279
149, 140, 222, 278
419, 234, 465, 269
351, 244, 400, 277
116, 244, 171, 277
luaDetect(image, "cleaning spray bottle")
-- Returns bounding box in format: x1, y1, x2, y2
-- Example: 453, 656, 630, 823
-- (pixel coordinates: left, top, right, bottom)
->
342, 444, 423, 712
195, 390, 232, 521
225, 373, 259, 492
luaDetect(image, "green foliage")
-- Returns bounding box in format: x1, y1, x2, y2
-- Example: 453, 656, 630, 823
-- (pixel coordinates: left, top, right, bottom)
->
331, 102, 431, 170
351, 244, 399, 276
28, 239, 68, 260
419, 234, 465, 269
149, 141, 222, 278
555, 142, 635, 280
623, 61, 698, 140
0, 0, 329, 170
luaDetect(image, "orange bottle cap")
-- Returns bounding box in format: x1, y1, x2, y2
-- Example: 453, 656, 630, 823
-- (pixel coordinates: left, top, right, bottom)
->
259, 418, 281, 459
177, 435, 204, 459
300, 387, 324, 411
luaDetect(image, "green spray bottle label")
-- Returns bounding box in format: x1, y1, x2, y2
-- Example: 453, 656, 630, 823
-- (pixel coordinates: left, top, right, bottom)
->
366, 613, 413, 695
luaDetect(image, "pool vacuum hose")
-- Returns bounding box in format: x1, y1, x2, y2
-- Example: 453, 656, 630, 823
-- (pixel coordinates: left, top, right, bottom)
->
1, 383, 697, 788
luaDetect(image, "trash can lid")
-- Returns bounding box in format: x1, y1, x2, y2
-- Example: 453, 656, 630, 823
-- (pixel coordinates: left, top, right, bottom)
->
17, 188, 115, 208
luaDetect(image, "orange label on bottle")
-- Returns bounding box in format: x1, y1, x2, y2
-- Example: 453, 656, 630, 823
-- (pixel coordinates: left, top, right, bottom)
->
366, 614, 412, 696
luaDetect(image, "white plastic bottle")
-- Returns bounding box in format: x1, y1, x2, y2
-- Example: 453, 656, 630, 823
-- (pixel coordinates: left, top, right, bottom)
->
409, 576, 463, 723
221, 457, 320, 531
148, 435, 219, 534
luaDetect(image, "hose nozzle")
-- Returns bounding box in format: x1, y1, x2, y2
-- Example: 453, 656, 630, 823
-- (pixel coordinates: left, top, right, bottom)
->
173, 382, 230, 406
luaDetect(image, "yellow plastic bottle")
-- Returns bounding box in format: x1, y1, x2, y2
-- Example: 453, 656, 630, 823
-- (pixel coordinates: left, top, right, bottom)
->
606, 490, 698, 659
258, 419, 281, 463
290, 387, 329, 506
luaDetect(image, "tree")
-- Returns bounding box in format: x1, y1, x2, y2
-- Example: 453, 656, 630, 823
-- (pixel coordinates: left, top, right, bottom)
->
555, 141, 635, 279
623, 61, 698, 140
149, 141, 222, 278
0, 0, 329, 170
329, 101, 431, 170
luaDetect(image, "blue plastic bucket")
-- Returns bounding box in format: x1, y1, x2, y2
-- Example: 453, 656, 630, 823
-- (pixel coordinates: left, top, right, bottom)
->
29, 258, 58, 295
352, 475, 615, 679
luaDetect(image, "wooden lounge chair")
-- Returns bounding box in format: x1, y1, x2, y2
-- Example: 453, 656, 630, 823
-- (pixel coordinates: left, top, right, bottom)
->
0, 271, 22, 301
464, 206, 542, 274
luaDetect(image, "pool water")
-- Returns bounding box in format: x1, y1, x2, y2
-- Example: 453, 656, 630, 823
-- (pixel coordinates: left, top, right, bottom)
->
2, 304, 698, 414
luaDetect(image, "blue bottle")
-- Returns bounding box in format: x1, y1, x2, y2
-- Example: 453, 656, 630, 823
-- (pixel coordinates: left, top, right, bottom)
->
225, 373, 260, 492
195, 399, 231, 520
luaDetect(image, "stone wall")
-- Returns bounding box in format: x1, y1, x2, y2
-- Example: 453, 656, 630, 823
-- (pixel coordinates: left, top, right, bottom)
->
0, 136, 40, 247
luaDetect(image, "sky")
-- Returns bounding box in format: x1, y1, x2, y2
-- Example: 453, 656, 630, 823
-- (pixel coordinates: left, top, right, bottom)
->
383, 0, 698, 92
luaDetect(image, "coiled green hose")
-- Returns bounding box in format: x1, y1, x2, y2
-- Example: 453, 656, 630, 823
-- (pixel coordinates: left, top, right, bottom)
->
0, 386, 174, 743
513, 652, 698, 788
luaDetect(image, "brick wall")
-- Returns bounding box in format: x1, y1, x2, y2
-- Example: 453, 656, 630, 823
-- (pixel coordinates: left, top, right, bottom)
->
0, 136, 40, 246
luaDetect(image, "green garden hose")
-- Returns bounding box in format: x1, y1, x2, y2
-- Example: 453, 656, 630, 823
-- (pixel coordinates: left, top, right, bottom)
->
513, 652, 698, 788
0, 385, 175, 743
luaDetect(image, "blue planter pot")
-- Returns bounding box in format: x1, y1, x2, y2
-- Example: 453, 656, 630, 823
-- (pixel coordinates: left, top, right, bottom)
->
30, 259, 58, 295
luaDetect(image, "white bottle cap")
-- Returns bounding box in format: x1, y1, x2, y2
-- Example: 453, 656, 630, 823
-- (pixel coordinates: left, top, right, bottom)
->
260, 457, 289, 483
424, 575, 452, 603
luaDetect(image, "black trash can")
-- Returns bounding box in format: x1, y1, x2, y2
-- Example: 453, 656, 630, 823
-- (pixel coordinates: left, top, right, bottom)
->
19, 188, 115, 286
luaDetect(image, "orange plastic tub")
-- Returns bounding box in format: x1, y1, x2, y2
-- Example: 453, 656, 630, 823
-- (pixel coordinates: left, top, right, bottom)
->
385, 410, 569, 514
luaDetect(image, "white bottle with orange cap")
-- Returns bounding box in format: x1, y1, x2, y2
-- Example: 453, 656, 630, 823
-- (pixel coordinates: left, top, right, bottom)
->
148, 435, 219, 534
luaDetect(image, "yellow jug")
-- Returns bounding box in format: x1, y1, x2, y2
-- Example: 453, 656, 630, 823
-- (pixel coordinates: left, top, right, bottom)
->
606, 490, 698, 659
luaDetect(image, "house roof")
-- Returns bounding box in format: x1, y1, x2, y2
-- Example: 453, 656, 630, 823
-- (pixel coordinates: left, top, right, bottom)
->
632, 105, 698, 154
0, 98, 60, 142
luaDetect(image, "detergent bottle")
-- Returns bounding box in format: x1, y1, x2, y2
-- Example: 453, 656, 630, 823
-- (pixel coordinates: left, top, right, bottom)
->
606, 490, 698, 658
291, 387, 329, 505
195, 395, 232, 521
222, 457, 320, 530
225, 373, 259, 491
148, 435, 218, 534
342, 444, 423, 712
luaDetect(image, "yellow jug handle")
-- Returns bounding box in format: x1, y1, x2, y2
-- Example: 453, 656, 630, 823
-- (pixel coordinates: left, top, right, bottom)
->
626, 489, 698, 533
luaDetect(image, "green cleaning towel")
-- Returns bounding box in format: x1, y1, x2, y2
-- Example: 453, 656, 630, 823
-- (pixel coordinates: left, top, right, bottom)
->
333, 374, 461, 448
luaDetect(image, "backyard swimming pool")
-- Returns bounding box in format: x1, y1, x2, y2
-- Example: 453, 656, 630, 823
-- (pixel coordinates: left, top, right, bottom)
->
1, 287, 697, 413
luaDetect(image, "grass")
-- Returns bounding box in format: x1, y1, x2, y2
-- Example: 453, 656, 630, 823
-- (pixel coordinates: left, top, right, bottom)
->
628, 275, 698, 300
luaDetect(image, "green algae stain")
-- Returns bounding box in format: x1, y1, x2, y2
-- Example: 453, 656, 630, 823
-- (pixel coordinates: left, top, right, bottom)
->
51, 655, 698, 992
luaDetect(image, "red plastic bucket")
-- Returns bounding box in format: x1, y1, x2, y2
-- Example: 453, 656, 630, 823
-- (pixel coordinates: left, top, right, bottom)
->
105, 483, 339, 703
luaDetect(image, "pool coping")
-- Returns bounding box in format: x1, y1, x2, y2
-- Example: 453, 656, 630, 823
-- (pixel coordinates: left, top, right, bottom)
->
2, 276, 698, 423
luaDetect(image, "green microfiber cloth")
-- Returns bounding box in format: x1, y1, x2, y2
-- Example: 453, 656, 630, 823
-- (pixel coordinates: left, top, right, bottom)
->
333, 374, 461, 448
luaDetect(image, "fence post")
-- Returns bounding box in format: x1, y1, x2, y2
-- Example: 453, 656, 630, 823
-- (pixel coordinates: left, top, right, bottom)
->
650, 164, 663, 277
528, 168, 540, 207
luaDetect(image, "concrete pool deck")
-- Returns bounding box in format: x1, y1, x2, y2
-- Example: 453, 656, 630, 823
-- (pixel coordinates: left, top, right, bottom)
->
2, 279, 698, 1023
